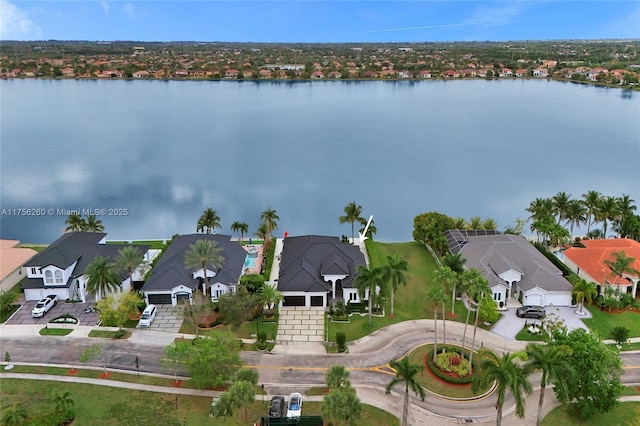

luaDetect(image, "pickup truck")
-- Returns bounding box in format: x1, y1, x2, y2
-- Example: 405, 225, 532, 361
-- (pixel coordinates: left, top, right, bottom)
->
31, 294, 58, 317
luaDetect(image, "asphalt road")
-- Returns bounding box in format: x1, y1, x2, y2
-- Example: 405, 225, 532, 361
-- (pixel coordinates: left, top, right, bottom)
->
2, 334, 638, 422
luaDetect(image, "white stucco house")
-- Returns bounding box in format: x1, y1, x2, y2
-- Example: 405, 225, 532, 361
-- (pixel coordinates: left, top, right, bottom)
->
445, 230, 573, 308
141, 234, 248, 306
276, 235, 367, 308
21, 232, 150, 303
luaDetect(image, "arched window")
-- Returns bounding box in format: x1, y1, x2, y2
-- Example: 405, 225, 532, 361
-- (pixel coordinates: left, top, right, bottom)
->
55, 270, 63, 284
45, 270, 54, 285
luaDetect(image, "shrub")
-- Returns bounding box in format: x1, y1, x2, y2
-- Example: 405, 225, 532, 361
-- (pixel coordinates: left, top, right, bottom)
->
5, 351, 10, 362
333, 301, 347, 319
114, 329, 127, 339
426, 346, 478, 385
336, 332, 347, 353
25, 409, 74, 426
611, 326, 630, 346
198, 322, 207, 329
435, 351, 470, 377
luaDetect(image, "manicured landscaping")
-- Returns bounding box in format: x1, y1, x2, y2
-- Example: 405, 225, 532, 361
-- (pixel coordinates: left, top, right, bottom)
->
107, 240, 166, 249
88, 329, 131, 339
0, 304, 20, 323
39, 327, 73, 336
0, 378, 399, 425
582, 304, 640, 338
515, 324, 547, 342
541, 401, 640, 425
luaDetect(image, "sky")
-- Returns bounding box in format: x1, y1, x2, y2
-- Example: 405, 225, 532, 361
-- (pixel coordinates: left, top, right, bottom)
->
1, 0, 639, 43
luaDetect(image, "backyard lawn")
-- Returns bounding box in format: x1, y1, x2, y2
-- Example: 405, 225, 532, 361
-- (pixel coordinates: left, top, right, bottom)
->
541, 402, 640, 425
0, 379, 398, 426
582, 304, 640, 338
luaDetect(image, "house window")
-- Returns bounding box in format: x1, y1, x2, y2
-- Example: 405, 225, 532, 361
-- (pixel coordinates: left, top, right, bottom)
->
55, 270, 63, 284
493, 293, 501, 301
349, 293, 357, 301
30, 267, 38, 275
229, 286, 235, 295
45, 270, 54, 285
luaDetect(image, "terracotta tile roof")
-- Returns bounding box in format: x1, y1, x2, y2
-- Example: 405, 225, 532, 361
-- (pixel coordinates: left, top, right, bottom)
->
564, 239, 640, 286
0, 240, 37, 279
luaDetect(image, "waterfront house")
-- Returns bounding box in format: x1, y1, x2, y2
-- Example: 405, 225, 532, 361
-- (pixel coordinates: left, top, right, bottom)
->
21, 232, 150, 303
141, 234, 247, 306
533, 68, 549, 77
515, 69, 529, 77
445, 230, 572, 308
277, 235, 366, 308
133, 70, 150, 78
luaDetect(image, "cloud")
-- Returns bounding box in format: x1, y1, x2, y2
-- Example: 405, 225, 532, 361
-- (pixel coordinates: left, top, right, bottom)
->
122, 2, 134, 19
99, 1, 110, 16
0, 0, 42, 40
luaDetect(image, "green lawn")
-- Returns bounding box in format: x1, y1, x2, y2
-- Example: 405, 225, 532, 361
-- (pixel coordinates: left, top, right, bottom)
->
106, 240, 166, 249
582, 305, 640, 339
39, 327, 73, 336
541, 402, 640, 425
0, 379, 398, 426
328, 241, 477, 342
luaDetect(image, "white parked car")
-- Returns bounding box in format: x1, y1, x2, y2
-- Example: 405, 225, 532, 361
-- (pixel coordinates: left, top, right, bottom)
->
138, 304, 157, 327
31, 295, 57, 317
286, 392, 302, 419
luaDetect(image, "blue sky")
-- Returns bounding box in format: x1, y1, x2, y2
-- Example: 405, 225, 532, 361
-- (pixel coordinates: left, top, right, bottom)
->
1, 1, 639, 42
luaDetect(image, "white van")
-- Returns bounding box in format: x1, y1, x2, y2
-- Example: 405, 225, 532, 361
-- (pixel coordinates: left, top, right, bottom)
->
138, 304, 157, 327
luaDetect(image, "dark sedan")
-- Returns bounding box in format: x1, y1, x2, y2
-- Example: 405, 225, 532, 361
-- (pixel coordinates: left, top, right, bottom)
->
268, 395, 285, 418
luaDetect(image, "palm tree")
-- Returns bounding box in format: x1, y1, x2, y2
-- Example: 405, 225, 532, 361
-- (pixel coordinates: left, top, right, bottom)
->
84, 256, 122, 300
2, 403, 28, 426
433, 267, 456, 343
230, 221, 249, 242
427, 282, 446, 361
54, 391, 75, 413
358, 216, 377, 239
604, 250, 640, 294
113, 245, 144, 291
254, 222, 268, 241
564, 199, 586, 240
84, 214, 104, 232
615, 194, 637, 237
354, 265, 385, 326
442, 253, 466, 315
339, 201, 364, 244
184, 239, 223, 296
552, 191, 572, 225
197, 207, 221, 234
597, 196, 620, 238
572, 279, 597, 314
524, 344, 574, 426
472, 349, 532, 426
325, 364, 351, 390
65, 213, 86, 232
260, 207, 279, 242
468, 216, 482, 229
382, 253, 408, 317
526, 198, 554, 225
465, 269, 490, 366
386, 357, 425, 426
481, 218, 498, 230
256, 284, 283, 316
582, 190, 602, 235
452, 217, 466, 229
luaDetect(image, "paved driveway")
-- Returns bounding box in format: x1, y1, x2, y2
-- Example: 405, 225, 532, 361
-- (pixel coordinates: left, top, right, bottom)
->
492, 306, 591, 340
276, 307, 324, 343
6, 298, 99, 326
141, 304, 183, 333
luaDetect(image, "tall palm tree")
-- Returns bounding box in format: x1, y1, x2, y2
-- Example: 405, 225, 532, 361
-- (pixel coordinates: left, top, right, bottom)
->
564, 199, 586, 240
604, 250, 640, 293
256, 284, 284, 316
386, 357, 425, 426
260, 207, 279, 242
582, 190, 602, 235
84, 256, 121, 300
230, 221, 249, 242
433, 267, 456, 343
524, 344, 574, 426
65, 213, 86, 232
468, 216, 482, 229
572, 279, 597, 314
197, 207, 221, 234
452, 217, 466, 229
552, 191, 572, 225
427, 281, 446, 360
113, 245, 144, 291
442, 253, 466, 315
472, 349, 532, 426
354, 265, 385, 326
526, 198, 554, 224
597, 196, 620, 238
254, 222, 268, 242
382, 253, 408, 317
84, 214, 104, 232
339, 201, 364, 244
615, 194, 637, 237
358, 217, 377, 239
466, 270, 490, 366
54, 391, 75, 413
184, 239, 223, 296
481, 218, 498, 230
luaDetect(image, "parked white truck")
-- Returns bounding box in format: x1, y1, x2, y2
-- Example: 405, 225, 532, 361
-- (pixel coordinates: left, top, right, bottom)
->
31, 294, 58, 317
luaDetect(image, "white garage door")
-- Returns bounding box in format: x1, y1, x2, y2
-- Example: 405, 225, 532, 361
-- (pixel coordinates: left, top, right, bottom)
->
525, 293, 543, 306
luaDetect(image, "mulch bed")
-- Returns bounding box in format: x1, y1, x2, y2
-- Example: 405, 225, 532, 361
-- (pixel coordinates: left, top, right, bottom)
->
67, 369, 78, 375
172, 380, 183, 387
99, 371, 111, 379
422, 354, 472, 388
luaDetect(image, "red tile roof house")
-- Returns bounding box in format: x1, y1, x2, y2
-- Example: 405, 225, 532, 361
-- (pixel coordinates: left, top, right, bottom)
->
327, 71, 342, 79
21, 232, 150, 303
562, 239, 640, 298
533, 68, 549, 77
310, 71, 325, 79
500, 68, 513, 77
419, 70, 432, 78
515, 69, 529, 77
225, 69, 240, 79
132, 70, 150, 78
441, 70, 459, 78
0, 240, 37, 292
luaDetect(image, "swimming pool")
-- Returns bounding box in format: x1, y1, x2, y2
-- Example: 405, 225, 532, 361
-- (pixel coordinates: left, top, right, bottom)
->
244, 255, 257, 269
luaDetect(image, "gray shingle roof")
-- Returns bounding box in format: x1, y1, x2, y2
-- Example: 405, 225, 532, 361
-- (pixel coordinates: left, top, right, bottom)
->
141, 234, 246, 292
452, 233, 571, 293
277, 235, 366, 293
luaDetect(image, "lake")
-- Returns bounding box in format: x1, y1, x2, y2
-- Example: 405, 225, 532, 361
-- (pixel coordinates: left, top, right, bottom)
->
1, 79, 638, 244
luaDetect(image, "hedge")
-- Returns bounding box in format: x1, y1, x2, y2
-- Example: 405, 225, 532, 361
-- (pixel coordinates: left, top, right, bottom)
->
26, 410, 74, 426
426, 346, 479, 385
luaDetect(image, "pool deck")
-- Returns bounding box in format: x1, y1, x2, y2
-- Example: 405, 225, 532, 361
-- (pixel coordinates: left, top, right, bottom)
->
242, 244, 263, 275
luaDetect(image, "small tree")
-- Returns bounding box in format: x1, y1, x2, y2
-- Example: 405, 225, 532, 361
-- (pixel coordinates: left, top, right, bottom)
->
234, 368, 259, 386
95, 294, 129, 329
321, 389, 362, 426
229, 380, 255, 421
162, 342, 191, 384
611, 326, 630, 346
54, 391, 74, 413
336, 332, 347, 353
2, 403, 28, 426
217, 289, 257, 330
478, 296, 500, 323
175, 291, 215, 337
80, 343, 108, 374
326, 364, 351, 390
184, 330, 243, 388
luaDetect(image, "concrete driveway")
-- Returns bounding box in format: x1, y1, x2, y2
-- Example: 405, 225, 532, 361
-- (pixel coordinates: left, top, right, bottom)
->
491, 306, 591, 339
140, 304, 183, 333
6, 297, 99, 326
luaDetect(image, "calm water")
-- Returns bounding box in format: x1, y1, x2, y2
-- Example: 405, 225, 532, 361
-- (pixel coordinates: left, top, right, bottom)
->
1, 79, 638, 244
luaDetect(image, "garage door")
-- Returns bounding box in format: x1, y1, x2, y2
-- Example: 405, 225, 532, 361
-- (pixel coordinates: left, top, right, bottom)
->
526, 294, 543, 306
148, 293, 173, 305
310, 296, 324, 307
283, 296, 306, 307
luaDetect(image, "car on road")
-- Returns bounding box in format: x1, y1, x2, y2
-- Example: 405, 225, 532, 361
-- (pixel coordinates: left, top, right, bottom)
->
138, 304, 157, 327
516, 305, 546, 319
268, 395, 285, 418
31, 295, 57, 317
286, 392, 302, 419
